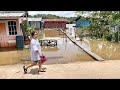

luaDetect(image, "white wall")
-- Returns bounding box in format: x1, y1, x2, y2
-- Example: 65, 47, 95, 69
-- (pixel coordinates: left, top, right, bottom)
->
66, 24, 76, 37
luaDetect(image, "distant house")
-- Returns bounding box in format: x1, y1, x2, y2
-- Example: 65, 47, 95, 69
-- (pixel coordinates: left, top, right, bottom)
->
0, 11, 26, 48
74, 16, 91, 37
75, 16, 91, 27
66, 24, 76, 38
43, 19, 68, 29
107, 24, 120, 34
23, 17, 43, 29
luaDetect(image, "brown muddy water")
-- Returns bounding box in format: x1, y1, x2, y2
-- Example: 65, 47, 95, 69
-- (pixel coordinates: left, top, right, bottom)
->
1, 36, 120, 66
0, 48, 30, 65
81, 38, 120, 60
0, 37, 94, 65
41, 37, 95, 65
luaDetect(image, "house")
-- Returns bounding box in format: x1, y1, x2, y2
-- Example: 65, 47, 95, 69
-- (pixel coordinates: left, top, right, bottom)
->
75, 16, 91, 37
75, 16, 91, 27
66, 24, 76, 38
0, 11, 26, 48
23, 17, 43, 29
107, 24, 117, 33
43, 19, 68, 29
106, 24, 120, 35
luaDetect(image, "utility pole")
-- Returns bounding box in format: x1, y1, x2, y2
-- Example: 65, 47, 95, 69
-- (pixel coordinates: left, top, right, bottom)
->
25, 11, 29, 28
25, 11, 30, 35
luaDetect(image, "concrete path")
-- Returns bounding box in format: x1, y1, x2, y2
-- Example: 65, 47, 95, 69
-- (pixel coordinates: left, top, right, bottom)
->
0, 60, 120, 79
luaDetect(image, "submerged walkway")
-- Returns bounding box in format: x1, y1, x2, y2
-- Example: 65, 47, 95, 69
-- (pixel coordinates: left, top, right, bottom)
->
59, 29, 104, 61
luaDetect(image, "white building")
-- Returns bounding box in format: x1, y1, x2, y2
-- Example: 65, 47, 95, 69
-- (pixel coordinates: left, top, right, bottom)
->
66, 24, 76, 38
23, 17, 42, 29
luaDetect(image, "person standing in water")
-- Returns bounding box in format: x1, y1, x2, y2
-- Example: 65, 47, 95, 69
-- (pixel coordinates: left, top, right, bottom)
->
23, 30, 46, 74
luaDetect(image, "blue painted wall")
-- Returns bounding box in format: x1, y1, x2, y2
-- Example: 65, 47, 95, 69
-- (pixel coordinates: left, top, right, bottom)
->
76, 19, 91, 27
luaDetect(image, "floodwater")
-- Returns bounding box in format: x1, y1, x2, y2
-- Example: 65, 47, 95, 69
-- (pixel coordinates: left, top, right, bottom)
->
0, 48, 30, 65
41, 37, 95, 65
0, 37, 95, 65
1, 35, 120, 65
80, 38, 120, 60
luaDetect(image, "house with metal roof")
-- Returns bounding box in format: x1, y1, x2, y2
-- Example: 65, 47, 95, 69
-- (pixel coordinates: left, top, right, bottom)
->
75, 16, 91, 27
23, 17, 43, 29
0, 11, 27, 48
43, 19, 68, 29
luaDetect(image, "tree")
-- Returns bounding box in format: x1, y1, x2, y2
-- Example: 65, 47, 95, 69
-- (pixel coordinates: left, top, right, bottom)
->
75, 11, 120, 42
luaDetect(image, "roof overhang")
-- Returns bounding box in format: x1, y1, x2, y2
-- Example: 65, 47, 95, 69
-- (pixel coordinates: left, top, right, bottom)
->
23, 17, 42, 21
43, 19, 68, 22
0, 11, 25, 17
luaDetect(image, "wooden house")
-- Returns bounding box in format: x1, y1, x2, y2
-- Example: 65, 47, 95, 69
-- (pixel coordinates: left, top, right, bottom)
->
43, 19, 68, 29
0, 11, 26, 48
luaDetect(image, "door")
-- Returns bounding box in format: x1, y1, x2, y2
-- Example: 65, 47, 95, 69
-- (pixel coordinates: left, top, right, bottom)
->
0, 23, 8, 47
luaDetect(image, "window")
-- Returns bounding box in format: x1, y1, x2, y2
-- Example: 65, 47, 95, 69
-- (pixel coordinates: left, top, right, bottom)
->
8, 21, 17, 35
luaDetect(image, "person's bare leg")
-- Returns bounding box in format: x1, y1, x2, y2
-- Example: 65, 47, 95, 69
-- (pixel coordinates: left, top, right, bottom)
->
38, 60, 42, 72
25, 62, 37, 70
38, 61, 47, 72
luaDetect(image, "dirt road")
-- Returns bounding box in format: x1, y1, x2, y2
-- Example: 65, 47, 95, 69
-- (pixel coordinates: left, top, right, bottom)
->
0, 60, 120, 79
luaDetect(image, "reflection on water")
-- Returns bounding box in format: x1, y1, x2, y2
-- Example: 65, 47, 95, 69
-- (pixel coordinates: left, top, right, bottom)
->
0, 37, 95, 65
0, 48, 30, 65
41, 37, 94, 65
3, 29, 119, 65
1, 36, 120, 66
42, 46, 59, 52
1, 30, 119, 65
0, 47, 19, 52
80, 38, 120, 60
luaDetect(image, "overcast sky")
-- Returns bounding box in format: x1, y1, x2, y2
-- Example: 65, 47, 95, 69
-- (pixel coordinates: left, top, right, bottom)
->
28, 11, 77, 17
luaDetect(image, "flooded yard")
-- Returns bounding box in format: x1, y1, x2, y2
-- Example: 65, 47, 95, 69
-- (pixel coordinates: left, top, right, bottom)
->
41, 37, 95, 65
0, 48, 30, 65
0, 36, 95, 65
21, 37, 95, 65
80, 38, 120, 60
1, 29, 120, 66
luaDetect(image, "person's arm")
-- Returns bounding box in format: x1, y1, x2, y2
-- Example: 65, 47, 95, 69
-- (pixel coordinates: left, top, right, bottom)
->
36, 50, 42, 57
33, 43, 42, 57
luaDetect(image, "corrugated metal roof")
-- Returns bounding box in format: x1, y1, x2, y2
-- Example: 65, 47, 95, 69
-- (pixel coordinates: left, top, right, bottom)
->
0, 11, 25, 17
23, 17, 42, 21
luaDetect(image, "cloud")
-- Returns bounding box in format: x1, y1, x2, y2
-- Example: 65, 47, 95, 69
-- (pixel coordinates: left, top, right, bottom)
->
28, 11, 77, 17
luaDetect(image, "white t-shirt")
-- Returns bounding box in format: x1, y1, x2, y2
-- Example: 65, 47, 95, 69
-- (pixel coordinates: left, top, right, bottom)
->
30, 38, 42, 61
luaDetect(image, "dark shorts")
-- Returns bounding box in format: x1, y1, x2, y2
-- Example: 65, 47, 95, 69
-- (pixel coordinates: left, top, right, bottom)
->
33, 59, 41, 63
34, 61, 38, 62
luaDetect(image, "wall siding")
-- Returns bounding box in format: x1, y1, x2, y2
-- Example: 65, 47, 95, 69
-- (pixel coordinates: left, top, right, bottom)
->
0, 19, 23, 48
44, 21, 66, 28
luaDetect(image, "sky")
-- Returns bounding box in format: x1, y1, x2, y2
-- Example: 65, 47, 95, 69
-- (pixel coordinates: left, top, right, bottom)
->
28, 11, 77, 17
